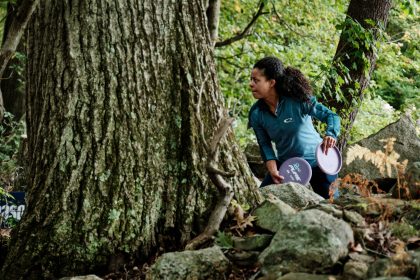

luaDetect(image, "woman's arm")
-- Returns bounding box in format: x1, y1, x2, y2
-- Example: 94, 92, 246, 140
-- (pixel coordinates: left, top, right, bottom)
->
249, 109, 277, 162
304, 96, 340, 153
266, 160, 284, 184
250, 110, 284, 183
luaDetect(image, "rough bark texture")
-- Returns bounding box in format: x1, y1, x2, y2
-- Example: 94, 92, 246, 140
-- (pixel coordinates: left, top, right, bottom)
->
1, 1, 259, 279
322, 0, 392, 151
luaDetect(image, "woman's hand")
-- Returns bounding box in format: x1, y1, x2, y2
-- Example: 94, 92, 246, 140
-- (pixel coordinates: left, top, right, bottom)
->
266, 160, 284, 184
321, 136, 336, 155
270, 171, 284, 184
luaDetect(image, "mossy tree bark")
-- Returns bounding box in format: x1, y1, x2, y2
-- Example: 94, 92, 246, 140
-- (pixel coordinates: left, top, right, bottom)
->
1, 1, 259, 279
321, 0, 392, 151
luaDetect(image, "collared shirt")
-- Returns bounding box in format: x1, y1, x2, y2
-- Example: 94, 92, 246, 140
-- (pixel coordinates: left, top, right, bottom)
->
249, 96, 340, 167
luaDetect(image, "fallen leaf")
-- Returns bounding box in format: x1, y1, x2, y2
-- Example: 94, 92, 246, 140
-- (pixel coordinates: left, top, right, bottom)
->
231, 215, 256, 232
350, 243, 364, 253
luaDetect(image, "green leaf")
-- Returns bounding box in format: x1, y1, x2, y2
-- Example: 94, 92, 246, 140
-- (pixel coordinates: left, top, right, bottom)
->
337, 75, 344, 86
215, 231, 234, 249
364, 19, 376, 27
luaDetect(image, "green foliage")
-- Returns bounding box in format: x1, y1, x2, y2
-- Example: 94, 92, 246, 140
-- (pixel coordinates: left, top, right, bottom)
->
0, 112, 25, 191
0, 1, 15, 9
217, 0, 348, 146
3, 215, 18, 227
390, 221, 419, 241
0, 184, 12, 200
9, 51, 26, 88
349, 96, 400, 143
371, 2, 420, 119
217, 0, 419, 148
218, 0, 348, 110
0, 5, 6, 39
322, 17, 381, 107
232, 118, 255, 148
215, 231, 234, 249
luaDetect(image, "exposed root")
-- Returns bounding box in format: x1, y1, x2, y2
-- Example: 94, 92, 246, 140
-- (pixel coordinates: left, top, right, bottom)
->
185, 117, 235, 250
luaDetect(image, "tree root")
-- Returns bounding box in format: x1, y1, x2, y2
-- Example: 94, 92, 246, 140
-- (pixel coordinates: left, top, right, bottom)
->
185, 117, 235, 250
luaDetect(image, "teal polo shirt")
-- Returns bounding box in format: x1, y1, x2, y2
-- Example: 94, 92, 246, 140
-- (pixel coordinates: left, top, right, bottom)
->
249, 96, 340, 167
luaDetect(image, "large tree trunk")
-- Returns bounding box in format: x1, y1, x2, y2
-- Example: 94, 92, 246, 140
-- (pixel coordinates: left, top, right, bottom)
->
1, 1, 259, 279
322, 0, 392, 151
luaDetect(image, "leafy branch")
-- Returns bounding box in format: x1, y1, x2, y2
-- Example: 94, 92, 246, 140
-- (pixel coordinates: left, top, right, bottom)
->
215, 1, 267, 48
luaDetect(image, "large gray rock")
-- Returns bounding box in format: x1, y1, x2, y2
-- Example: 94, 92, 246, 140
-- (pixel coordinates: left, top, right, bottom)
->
146, 246, 230, 280
272, 273, 343, 280
260, 183, 324, 209
258, 272, 343, 280
409, 250, 420, 280
369, 276, 410, 280
343, 209, 367, 227
306, 203, 367, 228
60, 276, 102, 280
343, 260, 369, 279
308, 202, 344, 219
341, 115, 420, 180
253, 196, 296, 232
232, 234, 273, 251
259, 209, 354, 274
224, 250, 260, 266
348, 252, 376, 264
366, 250, 419, 280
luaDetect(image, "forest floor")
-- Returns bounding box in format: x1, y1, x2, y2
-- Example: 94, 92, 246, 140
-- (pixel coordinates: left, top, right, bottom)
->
100, 192, 420, 280
1, 189, 419, 279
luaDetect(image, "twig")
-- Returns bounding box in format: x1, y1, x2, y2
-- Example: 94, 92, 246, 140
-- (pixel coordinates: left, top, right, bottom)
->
0, 72, 14, 81
215, 1, 267, 47
360, 236, 389, 258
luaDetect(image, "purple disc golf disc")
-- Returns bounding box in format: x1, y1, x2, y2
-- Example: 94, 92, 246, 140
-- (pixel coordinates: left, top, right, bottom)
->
278, 157, 312, 185
316, 144, 342, 175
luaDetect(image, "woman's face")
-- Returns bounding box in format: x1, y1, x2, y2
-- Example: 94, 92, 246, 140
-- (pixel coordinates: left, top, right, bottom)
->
249, 68, 276, 100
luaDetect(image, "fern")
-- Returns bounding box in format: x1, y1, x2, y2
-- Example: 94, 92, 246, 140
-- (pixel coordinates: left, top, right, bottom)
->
215, 231, 234, 249
346, 137, 411, 199
346, 138, 408, 178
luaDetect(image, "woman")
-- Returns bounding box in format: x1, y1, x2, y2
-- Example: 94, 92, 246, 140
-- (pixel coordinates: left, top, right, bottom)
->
248, 56, 340, 199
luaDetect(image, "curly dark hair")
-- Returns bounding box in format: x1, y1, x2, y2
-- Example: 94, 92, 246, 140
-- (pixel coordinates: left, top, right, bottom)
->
253, 56, 313, 102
